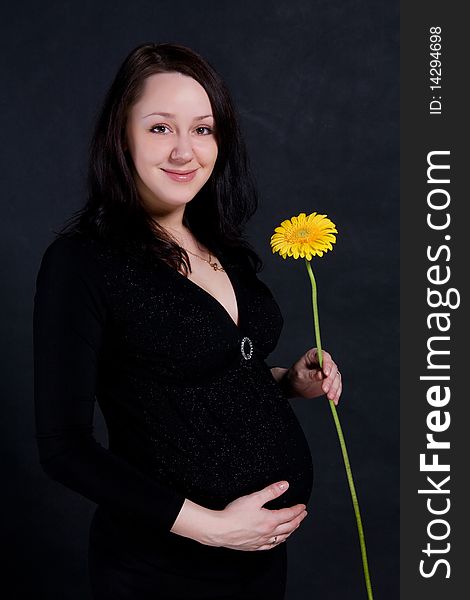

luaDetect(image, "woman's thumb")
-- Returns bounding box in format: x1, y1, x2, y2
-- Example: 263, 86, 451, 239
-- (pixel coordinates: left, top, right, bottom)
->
257, 481, 289, 506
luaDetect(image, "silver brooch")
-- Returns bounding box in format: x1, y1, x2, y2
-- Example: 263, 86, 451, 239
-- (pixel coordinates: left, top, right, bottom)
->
240, 336, 253, 360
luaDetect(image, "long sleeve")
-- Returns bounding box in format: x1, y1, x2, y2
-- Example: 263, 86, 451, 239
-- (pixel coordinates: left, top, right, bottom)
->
33, 236, 186, 532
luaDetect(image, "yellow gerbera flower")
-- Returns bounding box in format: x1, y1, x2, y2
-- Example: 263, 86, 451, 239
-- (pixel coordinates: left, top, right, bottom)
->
270, 212, 338, 260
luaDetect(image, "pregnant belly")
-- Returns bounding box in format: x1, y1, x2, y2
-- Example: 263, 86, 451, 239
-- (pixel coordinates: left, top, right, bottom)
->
141, 366, 314, 511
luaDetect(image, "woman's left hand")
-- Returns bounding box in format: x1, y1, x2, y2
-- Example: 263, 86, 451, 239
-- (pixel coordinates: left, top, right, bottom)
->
282, 348, 342, 405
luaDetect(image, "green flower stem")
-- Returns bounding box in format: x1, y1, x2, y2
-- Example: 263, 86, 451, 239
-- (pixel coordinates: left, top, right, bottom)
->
305, 259, 373, 600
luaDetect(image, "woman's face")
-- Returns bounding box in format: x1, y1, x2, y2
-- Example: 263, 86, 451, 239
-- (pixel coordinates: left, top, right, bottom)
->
125, 71, 218, 217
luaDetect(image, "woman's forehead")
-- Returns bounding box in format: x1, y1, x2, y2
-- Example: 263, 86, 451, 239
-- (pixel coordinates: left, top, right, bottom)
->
134, 72, 213, 116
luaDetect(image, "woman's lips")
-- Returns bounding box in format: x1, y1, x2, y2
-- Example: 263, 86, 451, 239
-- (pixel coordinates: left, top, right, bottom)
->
162, 168, 198, 182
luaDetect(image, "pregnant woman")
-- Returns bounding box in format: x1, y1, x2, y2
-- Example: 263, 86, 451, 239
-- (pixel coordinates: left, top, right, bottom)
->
33, 42, 342, 599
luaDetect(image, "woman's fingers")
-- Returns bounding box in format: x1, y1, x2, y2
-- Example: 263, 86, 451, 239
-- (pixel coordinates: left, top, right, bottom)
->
272, 510, 308, 537
307, 348, 336, 380
257, 537, 289, 550
306, 347, 329, 368
268, 503, 306, 525
322, 369, 342, 404
257, 510, 308, 550
316, 350, 340, 401
305, 347, 343, 404
319, 350, 335, 376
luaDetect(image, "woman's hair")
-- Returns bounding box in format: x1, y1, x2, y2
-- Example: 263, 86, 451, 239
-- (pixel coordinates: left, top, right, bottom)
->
56, 42, 263, 274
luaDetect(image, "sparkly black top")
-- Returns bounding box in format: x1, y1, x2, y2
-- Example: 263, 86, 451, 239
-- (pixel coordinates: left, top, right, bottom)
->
33, 233, 313, 534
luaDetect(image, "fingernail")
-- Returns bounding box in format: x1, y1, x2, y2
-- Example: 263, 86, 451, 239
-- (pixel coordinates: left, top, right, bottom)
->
279, 481, 288, 490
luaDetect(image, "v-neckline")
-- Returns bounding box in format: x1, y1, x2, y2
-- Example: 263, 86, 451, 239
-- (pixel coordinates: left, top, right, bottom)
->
160, 252, 242, 332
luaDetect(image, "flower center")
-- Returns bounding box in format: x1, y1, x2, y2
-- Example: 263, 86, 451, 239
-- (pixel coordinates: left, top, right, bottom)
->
290, 225, 321, 243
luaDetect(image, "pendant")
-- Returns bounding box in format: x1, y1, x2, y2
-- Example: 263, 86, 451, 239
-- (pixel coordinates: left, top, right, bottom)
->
209, 260, 224, 271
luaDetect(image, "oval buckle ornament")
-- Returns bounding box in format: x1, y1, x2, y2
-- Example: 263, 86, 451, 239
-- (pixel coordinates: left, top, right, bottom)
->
240, 336, 253, 360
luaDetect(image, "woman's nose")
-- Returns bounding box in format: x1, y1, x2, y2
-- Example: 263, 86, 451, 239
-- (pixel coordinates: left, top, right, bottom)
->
170, 134, 194, 162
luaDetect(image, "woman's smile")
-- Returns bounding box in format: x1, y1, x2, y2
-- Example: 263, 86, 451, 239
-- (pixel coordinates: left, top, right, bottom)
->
161, 168, 199, 182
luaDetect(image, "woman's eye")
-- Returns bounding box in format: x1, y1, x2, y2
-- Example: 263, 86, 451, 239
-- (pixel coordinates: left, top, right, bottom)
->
150, 124, 170, 134
195, 126, 213, 135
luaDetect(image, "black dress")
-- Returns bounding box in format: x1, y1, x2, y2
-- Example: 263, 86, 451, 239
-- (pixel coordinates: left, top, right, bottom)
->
33, 233, 314, 599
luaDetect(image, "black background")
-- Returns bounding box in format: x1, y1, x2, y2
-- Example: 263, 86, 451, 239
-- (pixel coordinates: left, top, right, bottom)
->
1, 1, 399, 598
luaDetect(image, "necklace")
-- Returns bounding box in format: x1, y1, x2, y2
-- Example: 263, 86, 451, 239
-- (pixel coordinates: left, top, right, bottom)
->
185, 247, 225, 272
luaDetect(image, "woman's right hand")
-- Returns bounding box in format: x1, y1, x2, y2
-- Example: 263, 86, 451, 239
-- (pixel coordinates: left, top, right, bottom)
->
170, 481, 308, 550
210, 480, 308, 551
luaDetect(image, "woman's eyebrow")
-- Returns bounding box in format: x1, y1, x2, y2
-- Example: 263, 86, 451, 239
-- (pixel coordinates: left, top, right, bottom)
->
141, 111, 214, 120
